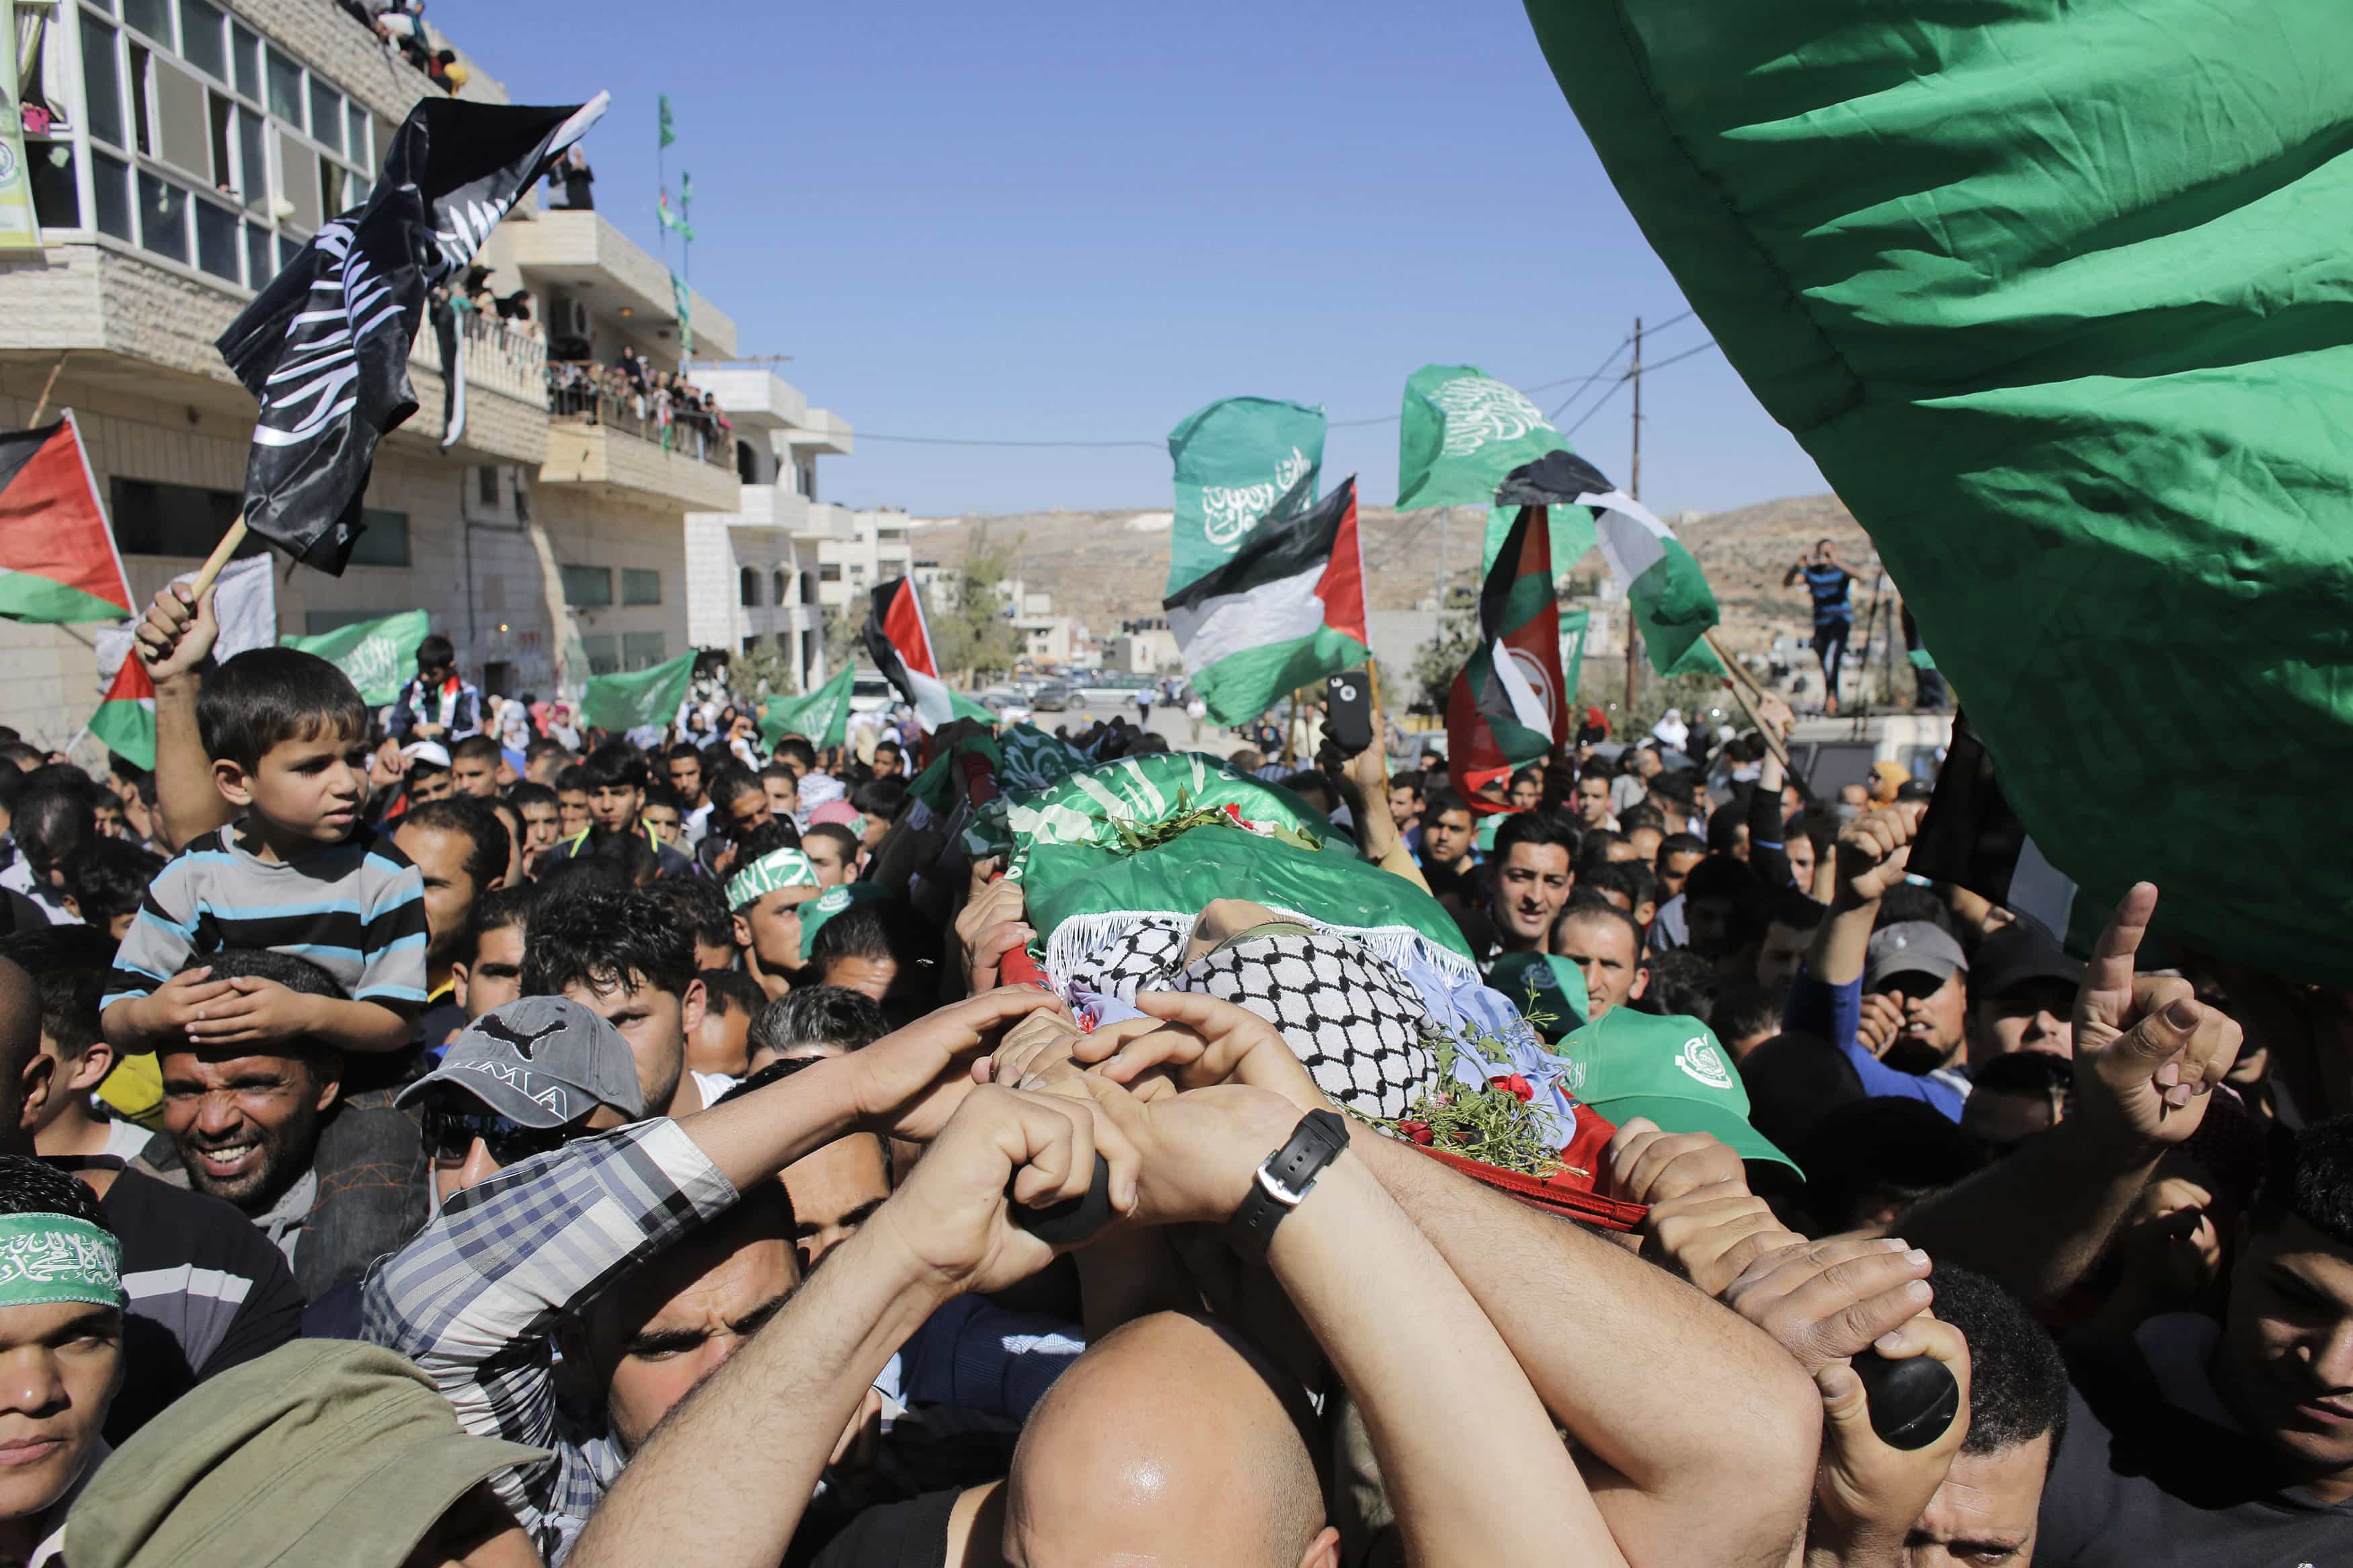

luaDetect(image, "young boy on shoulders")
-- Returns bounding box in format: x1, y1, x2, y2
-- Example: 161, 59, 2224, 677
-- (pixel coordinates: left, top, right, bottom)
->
100, 647, 427, 1057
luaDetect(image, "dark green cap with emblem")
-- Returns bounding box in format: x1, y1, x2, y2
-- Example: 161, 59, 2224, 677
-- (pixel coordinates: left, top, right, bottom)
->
1554, 1008, 1800, 1176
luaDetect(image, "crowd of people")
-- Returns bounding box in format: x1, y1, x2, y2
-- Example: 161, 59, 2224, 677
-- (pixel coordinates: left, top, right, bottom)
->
0, 569, 2335, 1567
547, 349, 731, 462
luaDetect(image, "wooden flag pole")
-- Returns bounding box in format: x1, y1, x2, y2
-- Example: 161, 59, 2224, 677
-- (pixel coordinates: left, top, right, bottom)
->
26, 352, 69, 427
1703, 628, 1792, 775
188, 516, 249, 601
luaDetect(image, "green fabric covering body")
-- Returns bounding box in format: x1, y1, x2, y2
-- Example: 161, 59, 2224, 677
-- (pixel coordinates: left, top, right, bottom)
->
1525, 0, 2353, 983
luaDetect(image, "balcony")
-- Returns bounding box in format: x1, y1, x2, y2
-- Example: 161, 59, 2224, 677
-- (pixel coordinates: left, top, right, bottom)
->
510, 210, 737, 360
694, 368, 808, 430
783, 407, 854, 457
403, 307, 550, 465
542, 371, 740, 512
797, 501, 856, 542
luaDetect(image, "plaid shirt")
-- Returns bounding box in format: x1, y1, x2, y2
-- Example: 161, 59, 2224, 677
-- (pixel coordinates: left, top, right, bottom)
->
361, 1120, 737, 1563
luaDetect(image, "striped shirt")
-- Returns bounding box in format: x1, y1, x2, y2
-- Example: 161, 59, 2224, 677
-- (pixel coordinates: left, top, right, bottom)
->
103, 823, 428, 1011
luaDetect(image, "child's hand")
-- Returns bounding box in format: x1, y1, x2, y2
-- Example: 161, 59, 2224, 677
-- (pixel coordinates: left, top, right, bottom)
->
134, 583, 219, 682
140, 967, 237, 1032
183, 975, 320, 1046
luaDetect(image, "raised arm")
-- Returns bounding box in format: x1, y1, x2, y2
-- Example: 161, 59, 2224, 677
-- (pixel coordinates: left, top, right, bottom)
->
132, 582, 235, 850
1088, 993, 1818, 1568
565, 1085, 1117, 1568
1890, 883, 2243, 1298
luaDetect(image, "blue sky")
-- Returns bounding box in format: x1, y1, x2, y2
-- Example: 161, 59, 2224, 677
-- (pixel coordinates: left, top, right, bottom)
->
459, 1, 1827, 518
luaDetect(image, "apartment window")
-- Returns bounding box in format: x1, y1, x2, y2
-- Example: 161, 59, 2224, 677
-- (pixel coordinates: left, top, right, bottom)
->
91, 151, 132, 240
771, 569, 788, 606
622, 632, 666, 670
29, 149, 79, 229
819, 563, 841, 583
109, 477, 247, 556
346, 509, 411, 568
738, 567, 758, 608
136, 171, 188, 261
177, 0, 226, 79
581, 634, 618, 676
122, 0, 169, 44
621, 568, 662, 607
475, 466, 500, 506
559, 565, 613, 608
81, 15, 125, 145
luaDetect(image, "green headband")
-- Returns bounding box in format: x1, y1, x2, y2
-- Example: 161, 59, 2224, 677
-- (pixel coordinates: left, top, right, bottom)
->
728, 847, 818, 911
799, 882, 891, 960
0, 1214, 124, 1310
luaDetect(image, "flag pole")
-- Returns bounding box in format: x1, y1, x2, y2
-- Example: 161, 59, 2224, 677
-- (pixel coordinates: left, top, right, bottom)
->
1703, 628, 1792, 774
26, 352, 69, 426
187, 516, 249, 600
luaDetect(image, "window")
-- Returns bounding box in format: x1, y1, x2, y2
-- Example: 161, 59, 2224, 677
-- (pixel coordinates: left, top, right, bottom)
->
91, 152, 132, 240
177, 0, 226, 79
30, 149, 79, 229
621, 568, 662, 606
739, 567, 759, 607
346, 509, 410, 568
137, 171, 188, 262
623, 632, 667, 670
819, 563, 842, 582
265, 47, 300, 124
109, 478, 245, 556
231, 22, 260, 99
277, 133, 319, 229
581, 635, 618, 676
308, 79, 343, 156
81, 17, 124, 146
475, 466, 500, 506
122, 0, 170, 44
561, 565, 613, 608
771, 569, 788, 606
194, 196, 237, 280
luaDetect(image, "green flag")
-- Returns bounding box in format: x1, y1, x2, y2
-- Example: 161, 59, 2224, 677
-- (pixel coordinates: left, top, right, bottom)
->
670, 274, 693, 360
1591, 492, 1722, 677
1397, 365, 1568, 511
1526, 0, 2351, 982
657, 190, 694, 241
949, 690, 996, 725
1164, 397, 1325, 599
657, 94, 675, 149
760, 664, 854, 749
582, 650, 694, 732
1558, 607, 1589, 707
280, 610, 430, 706
1480, 498, 1598, 579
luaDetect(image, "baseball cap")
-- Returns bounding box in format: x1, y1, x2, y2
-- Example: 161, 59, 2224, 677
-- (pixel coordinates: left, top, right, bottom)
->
1554, 1008, 1799, 1176
400, 739, 452, 771
396, 996, 644, 1127
798, 882, 891, 962
1970, 921, 2083, 1001
1487, 952, 1588, 1039
1864, 921, 1969, 991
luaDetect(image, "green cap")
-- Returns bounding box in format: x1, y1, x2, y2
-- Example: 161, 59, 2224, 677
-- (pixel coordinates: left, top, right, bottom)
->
726, 845, 818, 911
798, 882, 892, 961
1555, 1009, 1800, 1177
1486, 952, 1587, 1038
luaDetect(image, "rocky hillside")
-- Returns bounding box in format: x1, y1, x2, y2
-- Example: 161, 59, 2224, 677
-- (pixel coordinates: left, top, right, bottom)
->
908, 493, 1880, 652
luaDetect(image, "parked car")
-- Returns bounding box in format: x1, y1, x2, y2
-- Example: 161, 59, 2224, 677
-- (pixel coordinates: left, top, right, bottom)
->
848, 675, 896, 714
1031, 682, 1078, 712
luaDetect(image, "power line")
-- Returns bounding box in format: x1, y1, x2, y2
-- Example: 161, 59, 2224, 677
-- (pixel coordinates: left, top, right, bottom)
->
1560, 339, 1720, 438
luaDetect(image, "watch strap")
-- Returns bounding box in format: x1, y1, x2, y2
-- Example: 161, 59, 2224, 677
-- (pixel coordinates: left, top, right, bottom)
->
1230, 1109, 1349, 1258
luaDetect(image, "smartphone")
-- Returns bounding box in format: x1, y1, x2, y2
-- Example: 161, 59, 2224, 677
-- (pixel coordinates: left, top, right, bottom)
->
1326, 669, 1374, 759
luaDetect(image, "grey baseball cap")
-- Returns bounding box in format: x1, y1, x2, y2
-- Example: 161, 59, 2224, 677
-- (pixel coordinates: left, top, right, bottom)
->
1865, 921, 1970, 990
396, 997, 645, 1128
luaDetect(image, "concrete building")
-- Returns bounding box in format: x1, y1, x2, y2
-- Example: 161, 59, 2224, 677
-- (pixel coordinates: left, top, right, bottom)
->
681, 368, 853, 693
0, 0, 745, 748
1107, 616, 1179, 675
812, 509, 917, 614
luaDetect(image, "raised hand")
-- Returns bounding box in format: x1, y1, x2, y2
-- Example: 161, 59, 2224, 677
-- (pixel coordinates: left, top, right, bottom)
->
1833, 801, 1926, 907
953, 862, 1035, 995
843, 987, 1062, 1142
134, 581, 219, 681
2071, 883, 2243, 1151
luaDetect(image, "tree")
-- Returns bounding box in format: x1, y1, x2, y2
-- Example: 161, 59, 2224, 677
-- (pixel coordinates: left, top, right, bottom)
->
928, 523, 1021, 684
1408, 586, 1478, 717
822, 602, 860, 676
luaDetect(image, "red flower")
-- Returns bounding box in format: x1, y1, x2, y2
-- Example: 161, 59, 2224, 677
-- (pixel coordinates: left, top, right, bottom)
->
1399, 1119, 1435, 1146
1492, 1074, 1536, 1103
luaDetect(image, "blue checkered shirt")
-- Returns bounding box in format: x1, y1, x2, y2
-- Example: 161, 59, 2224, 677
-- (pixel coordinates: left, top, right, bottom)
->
362, 1119, 738, 1563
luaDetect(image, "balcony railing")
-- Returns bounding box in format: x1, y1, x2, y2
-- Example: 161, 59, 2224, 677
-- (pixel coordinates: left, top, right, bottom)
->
546, 362, 735, 471
413, 306, 550, 409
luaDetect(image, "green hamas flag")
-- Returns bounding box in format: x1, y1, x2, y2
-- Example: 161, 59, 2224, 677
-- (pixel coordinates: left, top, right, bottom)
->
670, 274, 693, 360
1524, 0, 2353, 983
1558, 608, 1589, 707
1397, 365, 1568, 511
760, 664, 854, 748
582, 650, 695, 731
657, 94, 675, 149
280, 610, 430, 706
1164, 397, 1325, 600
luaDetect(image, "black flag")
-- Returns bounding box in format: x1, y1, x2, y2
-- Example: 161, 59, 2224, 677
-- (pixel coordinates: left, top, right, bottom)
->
216, 93, 608, 573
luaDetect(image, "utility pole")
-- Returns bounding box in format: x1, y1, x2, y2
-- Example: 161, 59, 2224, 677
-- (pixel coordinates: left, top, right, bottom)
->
1624, 315, 1644, 713
1437, 506, 1450, 614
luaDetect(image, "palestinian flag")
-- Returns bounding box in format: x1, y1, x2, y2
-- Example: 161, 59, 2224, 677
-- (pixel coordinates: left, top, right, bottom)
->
1164, 477, 1369, 727
1445, 498, 1570, 807
1497, 451, 1720, 677
1909, 712, 2098, 952
0, 413, 131, 625
88, 655, 156, 770
863, 577, 956, 732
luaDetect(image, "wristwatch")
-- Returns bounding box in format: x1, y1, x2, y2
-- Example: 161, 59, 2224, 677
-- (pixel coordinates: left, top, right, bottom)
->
1230, 1109, 1349, 1258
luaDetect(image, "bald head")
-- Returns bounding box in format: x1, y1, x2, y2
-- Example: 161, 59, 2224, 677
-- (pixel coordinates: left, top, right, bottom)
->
0, 958, 35, 1153
1004, 1313, 1332, 1568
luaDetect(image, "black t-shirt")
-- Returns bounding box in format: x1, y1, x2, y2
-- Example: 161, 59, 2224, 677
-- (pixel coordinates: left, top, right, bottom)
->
2036, 1317, 2353, 1566
803, 1488, 957, 1568
99, 1165, 305, 1443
